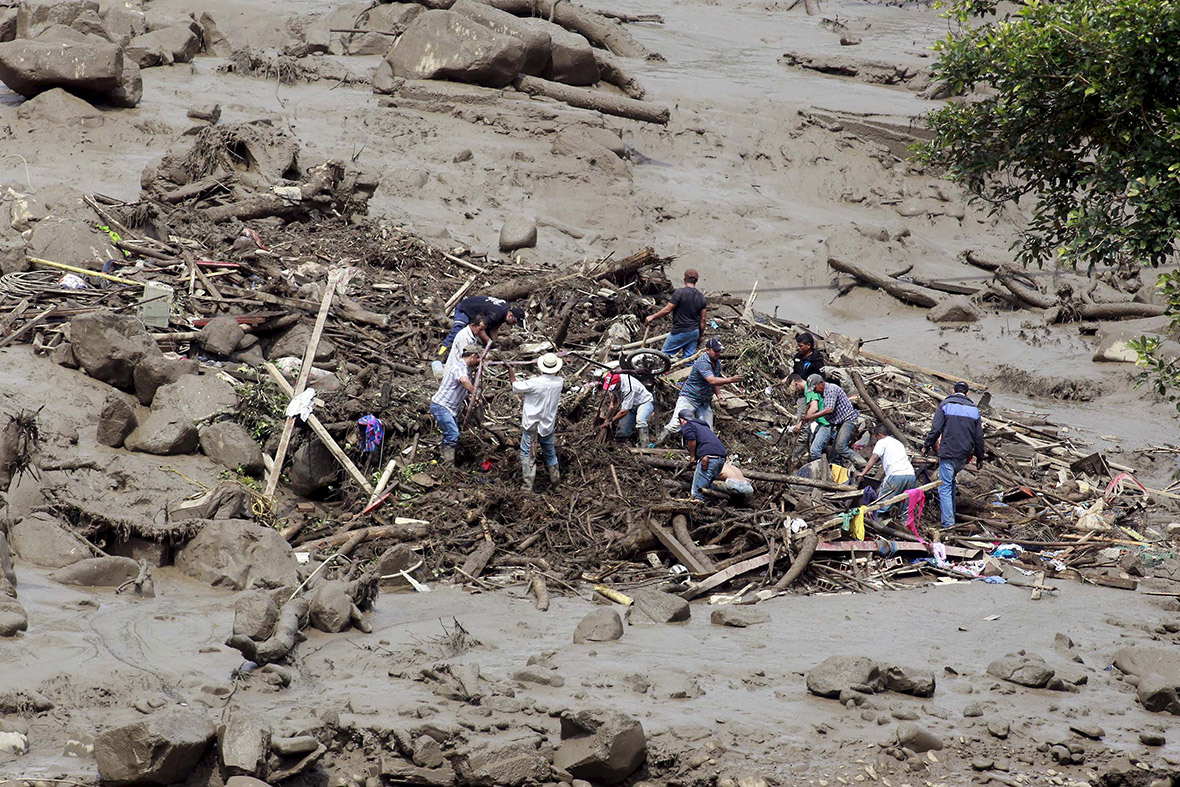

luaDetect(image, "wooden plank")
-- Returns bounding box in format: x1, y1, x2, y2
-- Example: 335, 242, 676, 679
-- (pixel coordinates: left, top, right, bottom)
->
1093, 574, 1139, 591
816, 540, 979, 559
647, 519, 711, 574
681, 554, 771, 600
0, 305, 55, 348
1030, 571, 1045, 601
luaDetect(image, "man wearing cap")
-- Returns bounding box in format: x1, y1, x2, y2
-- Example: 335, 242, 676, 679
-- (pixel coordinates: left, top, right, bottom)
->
678, 410, 727, 503
509, 353, 565, 492
439, 314, 492, 378
923, 381, 986, 528
430, 345, 481, 465
601, 372, 655, 446
646, 268, 707, 359
796, 374, 860, 467
440, 295, 525, 356
861, 422, 916, 517
657, 337, 742, 443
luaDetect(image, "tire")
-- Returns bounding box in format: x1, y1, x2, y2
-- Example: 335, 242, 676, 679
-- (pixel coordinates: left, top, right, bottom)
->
622, 348, 672, 376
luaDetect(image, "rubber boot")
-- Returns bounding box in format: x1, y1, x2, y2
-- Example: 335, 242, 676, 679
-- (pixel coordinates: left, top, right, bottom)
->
522, 461, 535, 492
637, 426, 650, 447
548, 464, 560, 486
655, 428, 671, 446
441, 445, 455, 465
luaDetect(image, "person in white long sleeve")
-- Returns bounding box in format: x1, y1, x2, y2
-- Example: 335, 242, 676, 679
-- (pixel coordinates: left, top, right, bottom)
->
509, 353, 565, 492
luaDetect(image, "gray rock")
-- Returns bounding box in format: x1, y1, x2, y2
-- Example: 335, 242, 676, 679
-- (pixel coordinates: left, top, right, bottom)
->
499, 216, 537, 252
49, 556, 140, 587
70, 310, 159, 389
554, 708, 646, 785
1137, 673, 1180, 715
232, 590, 279, 640
341, 3, 423, 55
109, 54, 141, 107
1069, 723, 1104, 740
16, 0, 99, 39
288, 439, 339, 497
197, 12, 232, 56
986, 720, 1010, 739
1092, 328, 1143, 363
986, 653, 1055, 688
133, 353, 198, 406
528, 18, 598, 85
650, 669, 703, 699
102, 6, 147, 44
16, 86, 103, 127
573, 607, 623, 644
218, 708, 270, 778
199, 315, 244, 357
0, 236, 27, 276
962, 701, 984, 718
270, 735, 318, 756
551, 125, 628, 176
628, 587, 690, 624
124, 408, 199, 455
0, 597, 27, 637
1140, 730, 1166, 746
387, 10, 526, 88
308, 580, 353, 633
451, 0, 548, 75
927, 296, 982, 324
412, 734, 445, 768
128, 22, 201, 65
0, 532, 14, 587
266, 321, 336, 362
225, 779, 270, 787
513, 668, 565, 687
709, 607, 770, 627
186, 103, 221, 123
453, 739, 550, 787
151, 374, 238, 426
806, 655, 884, 699
174, 519, 298, 591
10, 512, 91, 568
376, 543, 428, 588
895, 722, 943, 753
50, 341, 78, 368
883, 664, 936, 697
200, 422, 265, 476
97, 390, 138, 447
94, 707, 215, 785
0, 39, 138, 105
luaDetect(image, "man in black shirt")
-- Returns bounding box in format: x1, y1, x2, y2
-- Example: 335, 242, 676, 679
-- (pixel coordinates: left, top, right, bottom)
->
790, 332, 825, 379
439, 294, 525, 356
645, 268, 707, 358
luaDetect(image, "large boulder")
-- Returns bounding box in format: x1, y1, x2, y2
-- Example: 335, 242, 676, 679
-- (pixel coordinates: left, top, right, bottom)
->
0, 40, 139, 106
386, 9, 526, 89
97, 390, 138, 448
573, 607, 623, 644
199, 315, 245, 357
127, 22, 201, 66
232, 590, 279, 640
806, 655, 885, 698
450, 0, 548, 75
16, 0, 99, 39
266, 321, 335, 362
94, 707, 216, 785
499, 216, 537, 252
16, 86, 104, 127
895, 723, 943, 753
218, 708, 270, 779
133, 353, 198, 406
0, 596, 27, 638
927, 295, 982, 324
343, 4, 424, 55
709, 606, 770, 627
519, 17, 597, 85
883, 664, 936, 697
28, 217, 120, 270
986, 652, 1055, 688
109, 57, 142, 111
174, 519, 299, 591
49, 556, 140, 587
151, 374, 239, 426
70, 310, 159, 389
10, 512, 92, 568
124, 408, 199, 455
1114, 645, 1180, 715
199, 422, 265, 476
554, 708, 646, 785
627, 587, 690, 624
308, 580, 353, 633
453, 738, 550, 786
288, 440, 339, 497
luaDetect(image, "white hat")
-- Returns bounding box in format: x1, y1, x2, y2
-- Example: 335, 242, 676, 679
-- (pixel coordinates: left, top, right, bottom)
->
537, 353, 563, 374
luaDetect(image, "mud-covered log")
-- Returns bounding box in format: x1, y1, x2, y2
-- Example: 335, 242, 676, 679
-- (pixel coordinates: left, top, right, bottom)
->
460, 540, 496, 579
479, 0, 653, 58
828, 256, 941, 308
487, 247, 659, 301
995, 267, 1054, 309
297, 521, 430, 553
771, 529, 817, 592
1073, 302, 1166, 320
672, 514, 717, 572
513, 75, 669, 124
593, 49, 645, 99
851, 370, 910, 446
225, 597, 310, 664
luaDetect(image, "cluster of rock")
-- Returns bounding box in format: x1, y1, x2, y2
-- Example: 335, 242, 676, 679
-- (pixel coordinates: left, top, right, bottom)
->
806, 655, 937, 704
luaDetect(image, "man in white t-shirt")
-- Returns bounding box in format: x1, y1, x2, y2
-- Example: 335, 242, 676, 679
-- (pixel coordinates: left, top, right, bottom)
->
509, 353, 565, 492
861, 422, 917, 517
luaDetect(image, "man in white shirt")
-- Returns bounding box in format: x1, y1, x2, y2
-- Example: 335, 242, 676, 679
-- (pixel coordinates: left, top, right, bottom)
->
600, 372, 655, 446
509, 353, 565, 492
430, 345, 481, 465
441, 314, 492, 375
860, 422, 917, 517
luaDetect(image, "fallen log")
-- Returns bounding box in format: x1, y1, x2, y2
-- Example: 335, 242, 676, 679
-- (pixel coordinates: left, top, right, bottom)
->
513, 75, 669, 124
995, 267, 1054, 309
771, 530, 818, 592
850, 369, 911, 446
487, 247, 659, 301
295, 520, 431, 553
479, 0, 653, 58
530, 574, 550, 611
638, 455, 853, 492
647, 518, 712, 574
829, 256, 942, 308
593, 49, 645, 99
225, 597, 309, 665
671, 514, 717, 572
592, 9, 664, 23
461, 540, 496, 579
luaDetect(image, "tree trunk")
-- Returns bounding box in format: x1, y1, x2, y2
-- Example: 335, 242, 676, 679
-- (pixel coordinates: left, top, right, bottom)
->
487, 247, 659, 301
828, 256, 942, 308
772, 530, 818, 592
478, 0, 653, 58
593, 49, 645, 99
513, 75, 669, 124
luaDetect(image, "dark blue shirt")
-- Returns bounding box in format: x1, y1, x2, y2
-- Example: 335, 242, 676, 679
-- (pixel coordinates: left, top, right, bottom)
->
680, 418, 727, 459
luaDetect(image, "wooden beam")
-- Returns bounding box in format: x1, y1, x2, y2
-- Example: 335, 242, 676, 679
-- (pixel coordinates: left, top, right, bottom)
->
647, 518, 711, 574
681, 553, 771, 600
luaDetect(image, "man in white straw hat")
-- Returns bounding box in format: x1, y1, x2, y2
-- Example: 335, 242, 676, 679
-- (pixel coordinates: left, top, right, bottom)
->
508, 352, 565, 492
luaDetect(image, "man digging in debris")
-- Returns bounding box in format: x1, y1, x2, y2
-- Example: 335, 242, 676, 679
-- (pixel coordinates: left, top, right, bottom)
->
509, 353, 565, 492
439, 294, 525, 359
924, 381, 986, 528
796, 374, 861, 468
677, 410, 728, 504
657, 338, 742, 443
430, 345, 481, 465
860, 422, 916, 518
645, 267, 707, 358
601, 371, 655, 446
441, 314, 492, 375
784, 373, 828, 455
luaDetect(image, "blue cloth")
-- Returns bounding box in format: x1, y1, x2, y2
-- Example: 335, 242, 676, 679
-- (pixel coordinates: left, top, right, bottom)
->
358, 415, 384, 452
520, 427, 558, 467
680, 418, 727, 460
691, 455, 724, 501
662, 328, 700, 359
664, 396, 713, 434
938, 457, 966, 527
617, 400, 654, 438
680, 354, 720, 406
876, 473, 917, 516
431, 402, 460, 446
809, 423, 832, 460
441, 312, 471, 353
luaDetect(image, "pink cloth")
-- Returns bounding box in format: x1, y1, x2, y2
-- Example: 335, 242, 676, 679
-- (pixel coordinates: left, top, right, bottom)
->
905, 487, 926, 544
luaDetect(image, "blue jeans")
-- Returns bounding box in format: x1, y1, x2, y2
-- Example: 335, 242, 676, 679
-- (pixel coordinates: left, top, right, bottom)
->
832, 420, 859, 466
664, 396, 713, 433
662, 328, 700, 359
876, 473, 917, 517
938, 458, 966, 527
521, 427, 558, 467
431, 403, 460, 446
809, 423, 832, 460
691, 456, 724, 501
440, 312, 471, 353
617, 401, 654, 438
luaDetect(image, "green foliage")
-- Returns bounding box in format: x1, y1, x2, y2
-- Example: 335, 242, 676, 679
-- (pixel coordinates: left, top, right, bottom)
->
233, 375, 286, 444
1132, 271, 1180, 412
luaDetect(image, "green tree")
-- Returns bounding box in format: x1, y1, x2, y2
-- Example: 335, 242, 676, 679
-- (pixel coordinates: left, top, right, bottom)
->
916, 0, 1180, 409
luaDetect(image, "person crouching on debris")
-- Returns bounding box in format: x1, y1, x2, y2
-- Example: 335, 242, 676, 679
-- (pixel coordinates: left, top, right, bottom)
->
509, 353, 565, 492
923, 381, 985, 528
439, 295, 524, 358
860, 422, 916, 517
430, 345, 481, 465
601, 372, 655, 446
678, 410, 727, 503
440, 314, 492, 375
798, 374, 860, 467
657, 338, 742, 444
718, 462, 754, 505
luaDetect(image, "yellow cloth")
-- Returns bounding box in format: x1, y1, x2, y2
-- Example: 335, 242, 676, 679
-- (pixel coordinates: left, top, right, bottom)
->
830, 464, 851, 485
851, 509, 865, 540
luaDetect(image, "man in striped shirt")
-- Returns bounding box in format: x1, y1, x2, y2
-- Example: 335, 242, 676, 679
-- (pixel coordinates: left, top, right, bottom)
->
430, 345, 481, 465
798, 374, 861, 467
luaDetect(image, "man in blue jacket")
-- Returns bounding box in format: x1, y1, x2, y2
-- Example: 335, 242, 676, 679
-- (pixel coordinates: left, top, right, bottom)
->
923, 382, 986, 528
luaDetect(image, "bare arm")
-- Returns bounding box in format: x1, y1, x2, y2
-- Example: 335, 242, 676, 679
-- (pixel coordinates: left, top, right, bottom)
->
704, 374, 741, 386
862, 452, 880, 477
685, 439, 697, 462
699, 307, 708, 335
646, 302, 675, 324
804, 406, 835, 422
460, 378, 476, 395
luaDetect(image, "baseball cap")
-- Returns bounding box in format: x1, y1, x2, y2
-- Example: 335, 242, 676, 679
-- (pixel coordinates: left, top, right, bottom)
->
705, 338, 723, 352
954, 381, 969, 393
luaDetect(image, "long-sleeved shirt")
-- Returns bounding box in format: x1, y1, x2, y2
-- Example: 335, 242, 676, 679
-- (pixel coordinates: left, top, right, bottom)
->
512, 374, 564, 435
793, 349, 826, 379
431, 363, 471, 416
616, 375, 653, 412
924, 393, 985, 462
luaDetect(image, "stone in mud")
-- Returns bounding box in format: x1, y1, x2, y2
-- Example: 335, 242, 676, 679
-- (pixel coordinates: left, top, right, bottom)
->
806, 655, 884, 699
16, 0, 99, 40
187, 103, 221, 124
267, 321, 336, 362
124, 408, 199, 455
174, 519, 299, 591
97, 390, 138, 447
573, 607, 623, 644
151, 374, 239, 426
10, 512, 91, 568
986, 652, 1055, 688
520, 17, 598, 86
0, 40, 138, 105
1136, 674, 1180, 715
200, 422, 265, 477
218, 708, 270, 778
225, 779, 272, 787
0, 596, 27, 637
554, 708, 646, 785
133, 354, 198, 406
200, 315, 245, 357
895, 722, 943, 753
0, 237, 27, 276
650, 669, 703, 700
412, 734, 445, 768
128, 22, 201, 66
102, 6, 147, 45
49, 556, 140, 587
16, 87, 104, 127
926, 295, 982, 324
0, 532, 14, 587
28, 216, 120, 267
386, 10, 526, 89
499, 216, 537, 252
451, 0, 548, 76
883, 664, 936, 697
376, 543, 428, 588
552, 126, 628, 179
453, 738, 550, 787
289, 440, 340, 497
233, 590, 280, 641
51, 341, 79, 368
342, 3, 424, 55
70, 310, 159, 389
197, 13, 232, 56
710, 607, 770, 627
513, 668, 565, 687
94, 707, 216, 785
627, 587, 690, 624
308, 580, 353, 633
